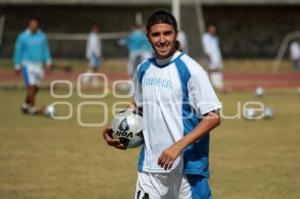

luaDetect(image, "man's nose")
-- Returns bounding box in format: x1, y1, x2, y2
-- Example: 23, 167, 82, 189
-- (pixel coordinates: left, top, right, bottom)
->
159, 35, 166, 43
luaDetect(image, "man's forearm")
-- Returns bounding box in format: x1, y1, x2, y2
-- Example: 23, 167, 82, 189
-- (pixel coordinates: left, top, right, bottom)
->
176, 112, 221, 151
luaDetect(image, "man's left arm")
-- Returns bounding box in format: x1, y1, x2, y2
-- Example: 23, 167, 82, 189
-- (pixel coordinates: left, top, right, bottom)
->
158, 111, 220, 170
43, 35, 52, 71
158, 68, 222, 170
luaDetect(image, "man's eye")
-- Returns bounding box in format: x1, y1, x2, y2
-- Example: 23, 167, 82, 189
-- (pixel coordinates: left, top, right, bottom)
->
164, 31, 172, 36
151, 33, 160, 37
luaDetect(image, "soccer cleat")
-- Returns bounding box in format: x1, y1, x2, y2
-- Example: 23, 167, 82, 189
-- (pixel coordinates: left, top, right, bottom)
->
29, 107, 38, 115
21, 103, 29, 114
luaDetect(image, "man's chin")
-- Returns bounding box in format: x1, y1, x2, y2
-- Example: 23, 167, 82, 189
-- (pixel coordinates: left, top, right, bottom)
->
156, 50, 171, 58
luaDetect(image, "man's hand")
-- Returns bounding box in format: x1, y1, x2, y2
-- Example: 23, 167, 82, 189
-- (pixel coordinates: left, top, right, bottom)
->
205, 54, 211, 62
102, 126, 126, 150
46, 64, 53, 72
158, 143, 183, 170
15, 69, 21, 76
158, 111, 221, 170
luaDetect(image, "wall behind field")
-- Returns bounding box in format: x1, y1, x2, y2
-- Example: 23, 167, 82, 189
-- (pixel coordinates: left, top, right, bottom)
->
204, 5, 300, 58
1, 5, 300, 59
0, 5, 168, 59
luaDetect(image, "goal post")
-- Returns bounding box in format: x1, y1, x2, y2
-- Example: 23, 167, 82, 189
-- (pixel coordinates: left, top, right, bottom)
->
46, 32, 129, 58
47, 32, 128, 41
272, 31, 300, 72
0, 15, 6, 46
172, 0, 181, 29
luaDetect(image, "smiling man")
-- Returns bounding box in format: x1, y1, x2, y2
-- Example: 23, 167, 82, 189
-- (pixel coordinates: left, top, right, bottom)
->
103, 10, 222, 199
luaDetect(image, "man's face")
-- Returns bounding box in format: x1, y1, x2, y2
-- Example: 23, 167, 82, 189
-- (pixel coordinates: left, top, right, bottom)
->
208, 25, 217, 34
28, 19, 39, 33
147, 23, 178, 59
92, 25, 99, 33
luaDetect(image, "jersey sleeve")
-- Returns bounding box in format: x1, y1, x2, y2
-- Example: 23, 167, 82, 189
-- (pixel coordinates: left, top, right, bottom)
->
188, 68, 222, 115
201, 34, 210, 55
118, 36, 127, 46
132, 66, 143, 107
13, 33, 24, 69
43, 35, 52, 65
98, 37, 102, 56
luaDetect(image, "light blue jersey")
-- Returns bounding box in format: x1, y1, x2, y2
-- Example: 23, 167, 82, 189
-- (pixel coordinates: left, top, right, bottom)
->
133, 51, 222, 177
120, 30, 151, 53
13, 29, 52, 69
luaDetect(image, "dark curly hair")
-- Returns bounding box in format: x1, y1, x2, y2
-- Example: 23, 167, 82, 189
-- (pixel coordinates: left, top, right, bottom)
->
146, 10, 180, 50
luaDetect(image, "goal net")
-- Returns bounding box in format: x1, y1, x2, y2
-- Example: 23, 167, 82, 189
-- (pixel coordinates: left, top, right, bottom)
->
47, 32, 128, 58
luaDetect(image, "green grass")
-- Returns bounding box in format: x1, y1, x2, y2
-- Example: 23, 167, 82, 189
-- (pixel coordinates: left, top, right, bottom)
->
0, 89, 299, 199
212, 90, 300, 199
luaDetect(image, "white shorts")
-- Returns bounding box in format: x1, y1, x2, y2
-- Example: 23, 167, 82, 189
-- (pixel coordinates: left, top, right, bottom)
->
135, 172, 191, 199
135, 172, 212, 199
21, 62, 44, 86
207, 55, 223, 71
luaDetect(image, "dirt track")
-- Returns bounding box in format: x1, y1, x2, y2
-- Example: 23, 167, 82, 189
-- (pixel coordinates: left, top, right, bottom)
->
0, 71, 299, 90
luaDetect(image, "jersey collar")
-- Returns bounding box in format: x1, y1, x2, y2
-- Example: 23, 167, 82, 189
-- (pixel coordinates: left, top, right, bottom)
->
154, 51, 184, 68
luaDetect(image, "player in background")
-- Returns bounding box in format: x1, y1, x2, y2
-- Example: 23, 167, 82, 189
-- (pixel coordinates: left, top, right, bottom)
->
104, 10, 222, 199
178, 30, 189, 53
289, 40, 300, 71
14, 17, 52, 115
202, 24, 226, 92
84, 23, 103, 86
119, 24, 152, 77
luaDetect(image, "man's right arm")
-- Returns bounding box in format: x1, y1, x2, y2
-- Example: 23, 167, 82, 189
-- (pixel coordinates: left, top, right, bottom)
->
103, 64, 143, 149
201, 34, 211, 60
13, 34, 24, 72
43, 35, 52, 66
102, 102, 137, 150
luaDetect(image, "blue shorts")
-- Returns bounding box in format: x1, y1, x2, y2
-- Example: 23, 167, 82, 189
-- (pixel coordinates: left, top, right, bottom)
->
186, 174, 212, 199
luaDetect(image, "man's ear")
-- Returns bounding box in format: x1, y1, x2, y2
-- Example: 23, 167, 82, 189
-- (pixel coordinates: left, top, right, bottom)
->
175, 30, 179, 39
146, 33, 151, 42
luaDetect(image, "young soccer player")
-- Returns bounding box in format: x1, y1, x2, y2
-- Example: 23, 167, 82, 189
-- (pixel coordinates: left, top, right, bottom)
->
14, 17, 52, 115
84, 23, 103, 85
202, 24, 225, 92
103, 10, 222, 199
119, 24, 152, 77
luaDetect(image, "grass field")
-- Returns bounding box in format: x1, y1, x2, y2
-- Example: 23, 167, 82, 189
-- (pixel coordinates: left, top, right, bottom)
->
0, 87, 299, 199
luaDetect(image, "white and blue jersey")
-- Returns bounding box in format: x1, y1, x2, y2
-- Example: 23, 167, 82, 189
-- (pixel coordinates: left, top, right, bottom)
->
13, 29, 52, 70
133, 51, 222, 177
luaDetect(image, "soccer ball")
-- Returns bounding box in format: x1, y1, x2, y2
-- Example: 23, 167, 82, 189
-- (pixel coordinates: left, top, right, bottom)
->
44, 104, 56, 118
116, 82, 131, 92
243, 108, 257, 120
112, 109, 143, 148
255, 87, 264, 97
263, 107, 274, 119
